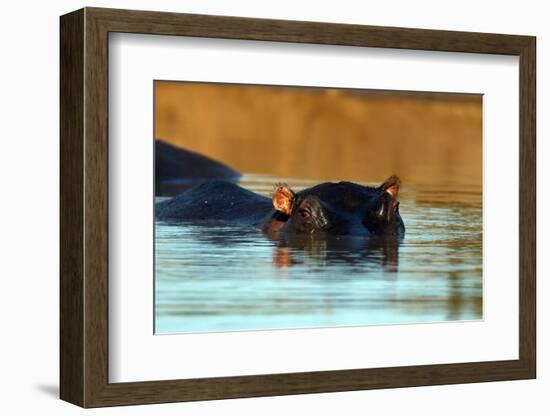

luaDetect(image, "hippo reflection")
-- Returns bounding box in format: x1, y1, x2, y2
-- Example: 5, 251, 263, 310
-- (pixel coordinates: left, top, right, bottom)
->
269, 232, 400, 270
156, 176, 405, 238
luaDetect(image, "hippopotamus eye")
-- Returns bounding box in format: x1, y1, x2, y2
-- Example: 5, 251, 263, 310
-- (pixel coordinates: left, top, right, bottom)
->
298, 207, 311, 218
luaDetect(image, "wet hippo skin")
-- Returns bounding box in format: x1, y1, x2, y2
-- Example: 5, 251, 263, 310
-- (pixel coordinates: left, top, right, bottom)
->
155, 139, 241, 195
156, 176, 405, 238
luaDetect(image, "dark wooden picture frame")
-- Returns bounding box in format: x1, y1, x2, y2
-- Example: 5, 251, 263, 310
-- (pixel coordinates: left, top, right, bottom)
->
60, 7, 536, 408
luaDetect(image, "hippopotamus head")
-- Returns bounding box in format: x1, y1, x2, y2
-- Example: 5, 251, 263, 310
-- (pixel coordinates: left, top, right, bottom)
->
267, 176, 405, 237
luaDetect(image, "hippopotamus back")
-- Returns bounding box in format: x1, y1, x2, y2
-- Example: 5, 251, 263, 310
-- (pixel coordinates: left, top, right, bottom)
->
156, 180, 273, 226
155, 140, 241, 183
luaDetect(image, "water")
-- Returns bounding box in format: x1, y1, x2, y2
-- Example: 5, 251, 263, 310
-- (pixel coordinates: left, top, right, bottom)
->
155, 174, 482, 334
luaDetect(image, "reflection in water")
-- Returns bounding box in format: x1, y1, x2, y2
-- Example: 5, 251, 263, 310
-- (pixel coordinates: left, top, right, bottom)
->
155, 175, 482, 334
268, 233, 400, 271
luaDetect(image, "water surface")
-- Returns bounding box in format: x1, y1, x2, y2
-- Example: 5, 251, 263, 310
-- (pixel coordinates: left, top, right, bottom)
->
155, 174, 482, 334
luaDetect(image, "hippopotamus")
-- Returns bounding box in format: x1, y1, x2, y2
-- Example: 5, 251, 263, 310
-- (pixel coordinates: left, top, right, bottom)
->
155, 139, 241, 195
156, 176, 405, 238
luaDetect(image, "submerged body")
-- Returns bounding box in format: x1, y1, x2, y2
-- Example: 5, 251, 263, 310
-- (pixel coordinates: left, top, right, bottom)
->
155, 139, 241, 196
156, 176, 405, 238
155, 139, 241, 183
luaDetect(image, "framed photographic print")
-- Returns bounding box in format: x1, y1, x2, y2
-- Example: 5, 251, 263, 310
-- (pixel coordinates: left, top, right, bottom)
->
60, 7, 536, 408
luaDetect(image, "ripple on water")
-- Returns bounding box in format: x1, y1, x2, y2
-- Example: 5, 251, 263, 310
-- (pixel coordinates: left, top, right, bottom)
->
155, 175, 483, 334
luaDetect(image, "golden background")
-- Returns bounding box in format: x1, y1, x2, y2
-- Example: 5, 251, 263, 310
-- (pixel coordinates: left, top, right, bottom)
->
154, 81, 482, 187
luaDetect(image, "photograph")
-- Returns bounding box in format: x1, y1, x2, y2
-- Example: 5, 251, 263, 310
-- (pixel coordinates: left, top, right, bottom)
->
153, 81, 483, 334
53, 4, 538, 410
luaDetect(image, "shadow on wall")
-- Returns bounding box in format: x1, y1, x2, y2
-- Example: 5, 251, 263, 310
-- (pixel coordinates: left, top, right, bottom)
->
154, 82, 482, 187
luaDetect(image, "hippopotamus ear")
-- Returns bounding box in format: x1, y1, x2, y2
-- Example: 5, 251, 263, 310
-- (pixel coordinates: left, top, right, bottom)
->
273, 183, 295, 215
379, 175, 400, 198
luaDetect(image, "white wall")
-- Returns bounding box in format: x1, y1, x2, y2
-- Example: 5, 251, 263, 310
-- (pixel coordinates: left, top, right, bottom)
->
0, 1, 545, 414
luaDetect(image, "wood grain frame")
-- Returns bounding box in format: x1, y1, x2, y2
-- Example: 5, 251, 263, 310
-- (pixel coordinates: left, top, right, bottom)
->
60, 7, 536, 408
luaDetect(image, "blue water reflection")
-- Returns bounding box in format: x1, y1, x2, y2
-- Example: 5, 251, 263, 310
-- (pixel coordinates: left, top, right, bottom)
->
155, 175, 482, 334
